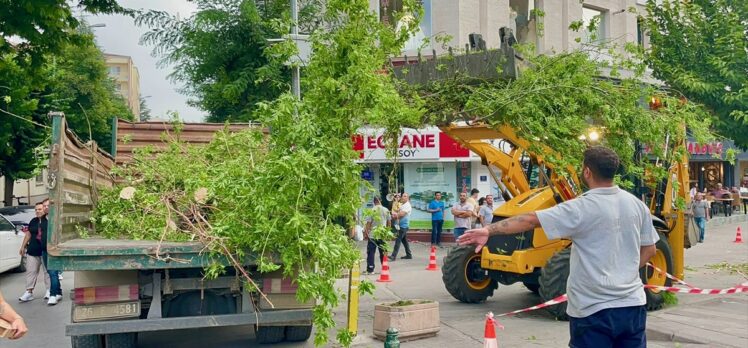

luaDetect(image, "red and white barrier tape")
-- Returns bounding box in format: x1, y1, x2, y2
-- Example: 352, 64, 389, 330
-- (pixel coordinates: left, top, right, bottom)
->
495, 294, 568, 317
493, 282, 748, 317
644, 282, 748, 295
646, 263, 694, 288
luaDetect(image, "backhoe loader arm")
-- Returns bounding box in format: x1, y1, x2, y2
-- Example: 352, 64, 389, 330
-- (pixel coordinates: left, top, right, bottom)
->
440, 123, 581, 201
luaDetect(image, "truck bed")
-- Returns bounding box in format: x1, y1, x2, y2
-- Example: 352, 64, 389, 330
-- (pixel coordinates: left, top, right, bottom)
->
46, 114, 253, 271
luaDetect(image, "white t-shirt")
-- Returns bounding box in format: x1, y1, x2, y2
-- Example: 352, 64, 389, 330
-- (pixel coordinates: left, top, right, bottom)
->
536, 186, 659, 318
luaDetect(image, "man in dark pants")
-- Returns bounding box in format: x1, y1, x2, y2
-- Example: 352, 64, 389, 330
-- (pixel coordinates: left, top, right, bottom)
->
459, 146, 658, 348
389, 193, 413, 260
427, 192, 445, 247
364, 197, 390, 274
41, 198, 62, 305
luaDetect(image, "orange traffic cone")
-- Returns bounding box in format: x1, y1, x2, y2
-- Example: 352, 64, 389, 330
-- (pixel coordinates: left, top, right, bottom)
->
377, 256, 392, 282
483, 312, 499, 348
735, 226, 743, 243
426, 245, 439, 271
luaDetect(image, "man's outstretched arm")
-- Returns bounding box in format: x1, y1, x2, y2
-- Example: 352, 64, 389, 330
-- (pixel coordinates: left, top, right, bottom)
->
458, 213, 541, 253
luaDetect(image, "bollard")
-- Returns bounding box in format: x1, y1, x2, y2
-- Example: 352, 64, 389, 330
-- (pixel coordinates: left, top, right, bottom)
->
384, 327, 400, 348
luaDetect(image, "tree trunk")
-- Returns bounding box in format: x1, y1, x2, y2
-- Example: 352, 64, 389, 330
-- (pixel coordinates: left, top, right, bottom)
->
3, 176, 14, 207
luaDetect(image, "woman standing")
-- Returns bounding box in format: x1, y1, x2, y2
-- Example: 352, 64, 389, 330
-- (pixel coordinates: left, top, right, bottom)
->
17, 202, 51, 302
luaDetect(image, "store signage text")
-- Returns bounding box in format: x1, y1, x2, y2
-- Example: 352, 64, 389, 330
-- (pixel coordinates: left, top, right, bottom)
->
688, 142, 723, 155
365, 134, 436, 158
353, 128, 472, 161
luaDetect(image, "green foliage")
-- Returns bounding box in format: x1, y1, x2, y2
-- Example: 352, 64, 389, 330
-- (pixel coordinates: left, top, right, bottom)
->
644, 0, 748, 148
411, 46, 713, 188
662, 291, 678, 306
136, 0, 316, 123
1, 28, 130, 204
0, 0, 127, 66
94, 1, 423, 346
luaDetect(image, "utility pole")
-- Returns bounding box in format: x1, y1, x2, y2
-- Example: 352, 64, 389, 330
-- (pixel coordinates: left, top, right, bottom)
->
291, 0, 301, 99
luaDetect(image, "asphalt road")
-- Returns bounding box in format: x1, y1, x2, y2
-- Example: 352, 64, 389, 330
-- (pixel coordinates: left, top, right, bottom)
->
1, 219, 746, 347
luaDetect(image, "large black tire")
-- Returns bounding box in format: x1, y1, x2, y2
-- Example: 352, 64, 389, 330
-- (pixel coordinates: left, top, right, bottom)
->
523, 282, 540, 295
256, 326, 285, 344
641, 232, 674, 311
285, 325, 313, 342
12, 255, 26, 273
104, 333, 136, 348
539, 248, 571, 321
442, 246, 498, 303
71, 335, 102, 348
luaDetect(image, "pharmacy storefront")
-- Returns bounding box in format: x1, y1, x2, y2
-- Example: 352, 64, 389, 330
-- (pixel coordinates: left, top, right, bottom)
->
355, 127, 494, 230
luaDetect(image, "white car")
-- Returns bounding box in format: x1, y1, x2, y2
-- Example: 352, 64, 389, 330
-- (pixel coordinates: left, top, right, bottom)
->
0, 210, 28, 274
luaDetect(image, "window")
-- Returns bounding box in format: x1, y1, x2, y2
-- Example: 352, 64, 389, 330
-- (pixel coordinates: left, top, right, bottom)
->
637, 17, 645, 46
0, 215, 14, 231
582, 7, 606, 44
380, 0, 432, 52
35, 171, 44, 186
108, 66, 120, 76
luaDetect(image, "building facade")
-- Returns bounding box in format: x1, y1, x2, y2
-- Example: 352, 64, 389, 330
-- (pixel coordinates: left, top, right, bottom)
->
355, 128, 499, 230
0, 169, 49, 207
104, 54, 141, 120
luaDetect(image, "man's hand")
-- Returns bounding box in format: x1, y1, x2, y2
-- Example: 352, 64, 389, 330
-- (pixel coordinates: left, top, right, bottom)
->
18, 248, 24, 257
10, 317, 27, 339
457, 227, 489, 253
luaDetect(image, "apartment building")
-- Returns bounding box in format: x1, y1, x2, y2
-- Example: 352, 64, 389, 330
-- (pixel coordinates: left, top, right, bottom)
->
104, 54, 141, 120
372, 0, 646, 57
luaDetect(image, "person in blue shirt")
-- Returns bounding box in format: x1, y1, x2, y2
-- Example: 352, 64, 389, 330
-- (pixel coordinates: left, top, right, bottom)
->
427, 192, 446, 247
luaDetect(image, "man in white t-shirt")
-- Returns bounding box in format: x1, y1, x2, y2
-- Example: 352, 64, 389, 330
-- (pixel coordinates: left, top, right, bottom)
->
389, 193, 413, 260
458, 146, 658, 348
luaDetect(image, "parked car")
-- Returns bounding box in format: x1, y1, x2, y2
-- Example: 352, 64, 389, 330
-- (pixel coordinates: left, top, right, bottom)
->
0, 210, 27, 273
0, 205, 36, 231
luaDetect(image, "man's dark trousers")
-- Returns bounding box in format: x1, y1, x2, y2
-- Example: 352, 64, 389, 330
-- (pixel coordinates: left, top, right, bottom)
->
431, 219, 443, 245
366, 238, 385, 272
569, 305, 646, 348
390, 227, 412, 258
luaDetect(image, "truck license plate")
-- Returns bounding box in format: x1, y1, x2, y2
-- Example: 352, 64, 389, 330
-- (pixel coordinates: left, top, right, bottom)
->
73, 301, 141, 322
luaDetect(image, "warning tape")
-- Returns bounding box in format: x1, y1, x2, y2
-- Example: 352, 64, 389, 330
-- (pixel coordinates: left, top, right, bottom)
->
495, 294, 568, 317
646, 263, 694, 288
493, 282, 748, 317
644, 282, 748, 295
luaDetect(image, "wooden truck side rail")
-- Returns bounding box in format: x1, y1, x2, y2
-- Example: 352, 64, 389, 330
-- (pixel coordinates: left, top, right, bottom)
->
46, 114, 258, 270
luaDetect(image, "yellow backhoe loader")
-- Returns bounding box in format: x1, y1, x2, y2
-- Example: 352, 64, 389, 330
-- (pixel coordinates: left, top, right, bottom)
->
440, 123, 689, 319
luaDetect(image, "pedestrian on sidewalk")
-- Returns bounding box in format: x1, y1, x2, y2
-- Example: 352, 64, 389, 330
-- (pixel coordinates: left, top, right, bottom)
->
17, 202, 51, 303
451, 192, 475, 240
427, 192, 445, 247
689, 193, 709, 242
0, 291, 28, 339
365, 197, 390, 274
41, 198, 62, 305
467, 188, 480, 228
478, 194, 495, 227
459, 146, 658, 348
389, 193, 413, 260
42, 199, 62, 281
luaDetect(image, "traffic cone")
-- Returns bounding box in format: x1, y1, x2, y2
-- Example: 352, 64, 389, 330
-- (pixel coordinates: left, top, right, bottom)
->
377, 256, 392, 282
735, 226, 743, 243
426, 245, 439, 271
483, 312, 499, 348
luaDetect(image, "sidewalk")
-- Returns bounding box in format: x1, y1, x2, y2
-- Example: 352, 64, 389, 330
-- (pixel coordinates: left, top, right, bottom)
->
645, 220, 748, 348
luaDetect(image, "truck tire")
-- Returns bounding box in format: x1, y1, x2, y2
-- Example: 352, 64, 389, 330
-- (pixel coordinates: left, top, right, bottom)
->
71, 335, 102, 348
640, 232, 673, 311
442, 246, 498, 303
104, 333, 136, 348
523, 282, 540, 295
256, 326, 285, 344
12, 255, 26, 273
285, 325, 313, 342
539, 248, 570, 321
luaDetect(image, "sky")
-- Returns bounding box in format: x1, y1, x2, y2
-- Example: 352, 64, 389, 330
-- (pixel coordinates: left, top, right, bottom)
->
87, 0, 204, 122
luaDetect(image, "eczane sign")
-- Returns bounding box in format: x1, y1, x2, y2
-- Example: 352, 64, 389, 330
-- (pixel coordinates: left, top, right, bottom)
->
354, 128, 471, 161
